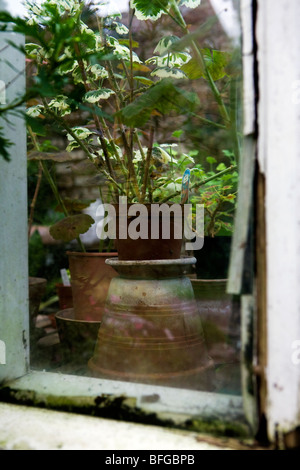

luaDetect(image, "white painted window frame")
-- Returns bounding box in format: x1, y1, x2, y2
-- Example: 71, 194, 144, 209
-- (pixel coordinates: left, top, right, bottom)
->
1, 0, 300, 446
256, 0, 300, 441
0, 25, 247, 437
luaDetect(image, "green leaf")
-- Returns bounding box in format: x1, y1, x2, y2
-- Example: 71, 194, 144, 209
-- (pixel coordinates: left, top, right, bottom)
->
0, 128, 12, 161
181, 58, 204, 79
119, 39, 139, 48
113, 21, 129, 36
151, 66, 187, 79
206, 156, 217, 164
203, 49, 231, 81
118, 79, 199, 127
133, 76, 154, 86
25, 115, 47, 137
216, 163, 226, 171
130, 0, 170, 20
179, 0, 201, 8
49, 214, 95, 242
57, 59, 77, 75
172, 130, 183, 139
154, 36, 180, 55
83, 88, 115, 103
55, 198, 96, 214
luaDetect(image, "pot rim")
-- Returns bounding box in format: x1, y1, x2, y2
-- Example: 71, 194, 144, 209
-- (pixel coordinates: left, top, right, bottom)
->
66, 251, 118, 258
55, 308, 102, 324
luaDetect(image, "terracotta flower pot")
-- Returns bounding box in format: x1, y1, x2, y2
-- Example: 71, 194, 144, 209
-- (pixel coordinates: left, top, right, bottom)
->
112, 203, 184, 261
88, 257, 215, 391
29, 277, 47, 332
55, 308, 101, 366
67, 251, 118, 322
55, 283, 73, 310
191, 278, 241, 394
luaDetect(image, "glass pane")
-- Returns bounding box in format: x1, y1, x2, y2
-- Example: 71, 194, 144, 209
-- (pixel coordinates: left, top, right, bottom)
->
20, 0, 244, 396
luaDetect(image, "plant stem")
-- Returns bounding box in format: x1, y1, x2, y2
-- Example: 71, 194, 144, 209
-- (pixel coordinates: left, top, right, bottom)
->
141, 124, 155, 203
73, 43, 119, 195
28, 162, 43, 240
169, 0, 230, 126
28, 126, 86, 252
105, 60, 142, 202
41, 100, 122, 196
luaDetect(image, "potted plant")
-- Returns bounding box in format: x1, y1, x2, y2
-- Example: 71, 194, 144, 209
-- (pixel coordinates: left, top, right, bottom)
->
1, 0, 241, 378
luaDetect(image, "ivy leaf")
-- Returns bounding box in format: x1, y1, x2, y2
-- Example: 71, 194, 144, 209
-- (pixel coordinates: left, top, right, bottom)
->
130, 0, 170, 20
49, 214, 95, 242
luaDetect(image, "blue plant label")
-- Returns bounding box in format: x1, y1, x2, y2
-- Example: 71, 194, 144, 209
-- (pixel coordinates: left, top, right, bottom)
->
181, 168, 191, 204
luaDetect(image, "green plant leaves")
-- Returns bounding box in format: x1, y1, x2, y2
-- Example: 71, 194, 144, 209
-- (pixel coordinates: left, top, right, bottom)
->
118, 79, 199, 127
55, 198, 96, 214
83, 88, 115, 103
130, 0, 170, 20
0, 129, 12, 161
203, 49, 231, 81
154, 36, 180, 55
49, 214, 95, 242
181, 49, 231, 81
179, 0, 202, 8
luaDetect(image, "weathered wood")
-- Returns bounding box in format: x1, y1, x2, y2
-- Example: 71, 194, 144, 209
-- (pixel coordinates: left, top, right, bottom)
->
227, 0, 256, 296
256, 0, 300, 442
227, 136, 255, 295
0, 30, 28, 382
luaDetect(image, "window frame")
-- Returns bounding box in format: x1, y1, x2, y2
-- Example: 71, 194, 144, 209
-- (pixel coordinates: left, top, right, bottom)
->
3, 0, 300, 446
0, 2, 253, 439
0, 22, 250, 438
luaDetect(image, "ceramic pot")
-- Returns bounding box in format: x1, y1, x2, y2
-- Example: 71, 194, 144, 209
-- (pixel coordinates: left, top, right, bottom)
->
29, 277, 47, 332
55, 308, 101, 366
55, 283, 73, 310
89, 257, 214, 391
112, 203, 184, 261
191, 278, 241, 394
67, 251, 118, 322
193, 236, 232, 279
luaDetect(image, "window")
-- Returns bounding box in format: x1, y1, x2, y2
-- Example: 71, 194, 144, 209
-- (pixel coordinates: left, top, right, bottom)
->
1, 0, 300, 450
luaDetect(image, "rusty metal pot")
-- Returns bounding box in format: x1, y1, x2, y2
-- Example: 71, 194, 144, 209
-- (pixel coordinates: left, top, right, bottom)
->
88, 258, 214, 391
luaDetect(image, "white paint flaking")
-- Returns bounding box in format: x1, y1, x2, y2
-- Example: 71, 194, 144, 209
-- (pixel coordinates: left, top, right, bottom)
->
257, 0, 300, 438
